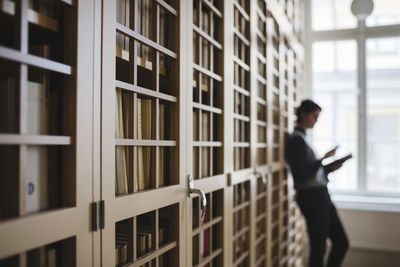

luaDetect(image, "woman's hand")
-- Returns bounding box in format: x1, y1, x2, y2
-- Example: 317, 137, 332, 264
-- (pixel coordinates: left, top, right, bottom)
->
322, 146, 338, 160
326, 162, 343, 172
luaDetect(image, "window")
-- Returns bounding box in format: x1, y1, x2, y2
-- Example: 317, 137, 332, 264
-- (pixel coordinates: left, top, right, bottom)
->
312, 0, 356, 31
366, 0, 400, 27
313, 40, 358, 191
367, 37, 400, 193
309, 2, 400, 198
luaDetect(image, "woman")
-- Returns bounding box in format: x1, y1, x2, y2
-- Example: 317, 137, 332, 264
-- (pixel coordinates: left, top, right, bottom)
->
285, 99, 349, 267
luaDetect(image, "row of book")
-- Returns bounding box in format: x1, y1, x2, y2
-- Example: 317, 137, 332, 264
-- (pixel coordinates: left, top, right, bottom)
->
0, 0, 60, 34
193, 3, 218, 39
233, 208, 249, 233
233, 183, 249, 206
0, 44, 65, 216
193, 110, 210, 141
116, 0, 169, 74
192, 147, 211, 178
234, 147, 249, 170
26, 245, 58, 267
233, 234, 249, 261
234, 7, 248, 36
193, 74, 212, 103
115, 92, 166, 195
234, 63, 248, 89
234, 120, 249, 143
115, 221, 169, 266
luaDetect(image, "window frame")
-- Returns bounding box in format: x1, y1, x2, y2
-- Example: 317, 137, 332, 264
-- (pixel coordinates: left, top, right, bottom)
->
305, 1, 400, 200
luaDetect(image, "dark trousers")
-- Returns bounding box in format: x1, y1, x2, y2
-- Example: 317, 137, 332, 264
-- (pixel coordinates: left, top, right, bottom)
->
296, 187, 349, 267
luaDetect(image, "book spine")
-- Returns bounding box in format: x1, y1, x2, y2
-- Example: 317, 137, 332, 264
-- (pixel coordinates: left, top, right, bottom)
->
137, 98, 145, 190
115, 90, 128, 195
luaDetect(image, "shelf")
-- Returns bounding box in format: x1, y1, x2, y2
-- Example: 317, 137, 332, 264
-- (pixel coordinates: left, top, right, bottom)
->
1, 0, 58, 32
0, 46, 72, 75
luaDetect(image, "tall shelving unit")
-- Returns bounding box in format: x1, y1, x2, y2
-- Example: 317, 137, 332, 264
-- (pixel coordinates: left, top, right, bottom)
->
0, 0, 95, 266
101, 0, 183, 266
190, 0, 226, 266
0, 0, 307, 266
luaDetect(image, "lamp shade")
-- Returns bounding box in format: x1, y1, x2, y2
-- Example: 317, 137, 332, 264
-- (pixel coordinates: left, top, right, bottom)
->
351, 0, 374, 20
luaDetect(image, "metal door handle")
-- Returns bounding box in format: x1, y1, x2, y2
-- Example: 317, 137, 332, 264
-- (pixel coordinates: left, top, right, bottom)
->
253, 164, 267, 184
188, 175, 207, 220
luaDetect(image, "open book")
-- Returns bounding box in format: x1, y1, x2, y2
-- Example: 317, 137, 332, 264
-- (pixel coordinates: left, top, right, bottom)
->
324, 153, 353, 169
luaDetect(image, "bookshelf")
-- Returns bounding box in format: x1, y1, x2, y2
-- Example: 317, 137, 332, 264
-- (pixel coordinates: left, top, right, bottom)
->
233, 0, 250, 171
0, 0, 306, 266
191, 190, 223, 267
192, 0, 224, 180
114, 0, 179, 195
255, 177, 268, 267
102, 0, 182, 266
0, 0, 94, 265
114, 204, 179, 267
232, 181, 250, 266
255, 0, 267, 167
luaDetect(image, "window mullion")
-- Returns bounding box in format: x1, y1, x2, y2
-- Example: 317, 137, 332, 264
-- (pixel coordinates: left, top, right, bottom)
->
357, 20, 368, 194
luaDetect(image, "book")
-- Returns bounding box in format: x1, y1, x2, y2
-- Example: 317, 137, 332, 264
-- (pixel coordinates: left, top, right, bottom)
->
115, 248, 119, 266
26, 77, 49, 213
193, 110, 198, 141
47, 247, 56, 267
234, 61, 239, 86
193, 149, 199, 178
201, 76, 209, 92
159, 220, 169, 245
116, 0, 127, 57
142, 99, 152, 189
141, 0, 151, 62
160, 8, 168, 48
202, 40, 209, 69
26, 146, 48, 213
137, 232, 147, 257
202, 9, 209, 34
202, 112, 209, 141
159, 104, 165, 186
0, 77, 17, 133
137, 98, 145, 190
115, 89, 128, 195
202, 147, 209, 177
325, 153, 353, 170
27, 247, 46, 267
120, 244, 127, 264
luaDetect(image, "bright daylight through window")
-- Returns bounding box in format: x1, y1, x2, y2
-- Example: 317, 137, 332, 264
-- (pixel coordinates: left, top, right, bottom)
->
310, 0, 400, 196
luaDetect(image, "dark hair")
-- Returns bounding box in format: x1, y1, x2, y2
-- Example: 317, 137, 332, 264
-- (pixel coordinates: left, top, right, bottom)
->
296, 99, 321, 123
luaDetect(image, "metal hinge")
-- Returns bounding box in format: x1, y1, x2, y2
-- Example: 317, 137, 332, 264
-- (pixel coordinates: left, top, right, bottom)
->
91, 200, 106, 232
92, 202, 98, 231
100, 200, 105, 230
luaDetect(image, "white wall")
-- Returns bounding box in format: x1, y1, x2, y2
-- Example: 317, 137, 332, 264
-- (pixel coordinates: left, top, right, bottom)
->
338, 208, 400, 267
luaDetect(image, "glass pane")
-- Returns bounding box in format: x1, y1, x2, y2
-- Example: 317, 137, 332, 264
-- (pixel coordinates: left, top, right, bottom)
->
312, 0, 356, 31
367, 37, 400, 193
366, 0, 400, 27
313, 40, 358, 191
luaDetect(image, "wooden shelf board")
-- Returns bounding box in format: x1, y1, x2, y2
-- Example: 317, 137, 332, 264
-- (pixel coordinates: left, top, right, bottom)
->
116, 23, 177, 60
192, 216, 222, 236
193, 63, 222, 82
192, 141, 222, 147
193, 25, 222, 50
0, 134, 71, 145
116, 80, 177, 103
193, 248, 223, 267
115, 139, 176, 147
203, 0, 222, 18
233, 1, 249, 21
0, 46, 72, 75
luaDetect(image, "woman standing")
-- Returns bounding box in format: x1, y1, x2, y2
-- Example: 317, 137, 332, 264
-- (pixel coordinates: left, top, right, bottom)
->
285, 99, 349, 267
